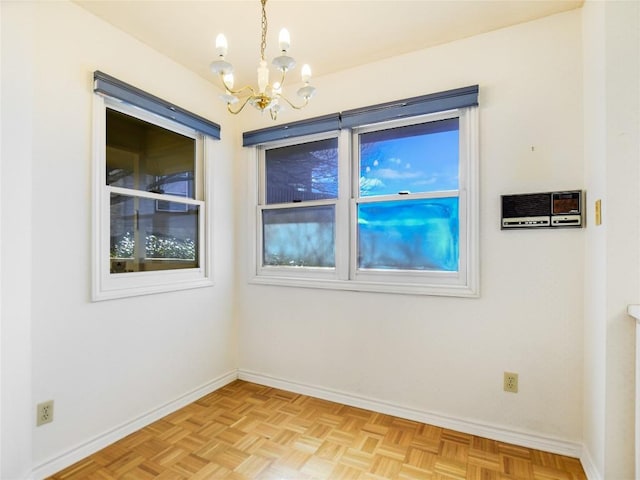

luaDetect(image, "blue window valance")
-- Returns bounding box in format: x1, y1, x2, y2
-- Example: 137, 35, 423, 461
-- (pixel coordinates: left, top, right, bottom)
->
94, 71, 221, 139
243, 85, 478, 146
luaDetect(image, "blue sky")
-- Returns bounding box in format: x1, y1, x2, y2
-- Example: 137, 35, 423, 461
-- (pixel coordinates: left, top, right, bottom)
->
360, 125, 459, 197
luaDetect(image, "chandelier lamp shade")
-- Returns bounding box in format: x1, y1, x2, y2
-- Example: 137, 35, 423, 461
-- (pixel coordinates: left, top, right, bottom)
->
210, 0, 316, 120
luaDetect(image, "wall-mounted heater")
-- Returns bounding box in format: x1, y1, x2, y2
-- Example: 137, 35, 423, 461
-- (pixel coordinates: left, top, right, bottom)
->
501, 190, 584, 229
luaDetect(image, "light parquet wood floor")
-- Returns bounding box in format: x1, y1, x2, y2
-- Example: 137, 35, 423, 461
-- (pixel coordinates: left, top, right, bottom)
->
48, 380, 587, 480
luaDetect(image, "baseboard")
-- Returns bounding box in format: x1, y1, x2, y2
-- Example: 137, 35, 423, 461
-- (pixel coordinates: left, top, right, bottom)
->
31, 370, 238, 480
580, 446, 603, 480
238, 369, 583, 459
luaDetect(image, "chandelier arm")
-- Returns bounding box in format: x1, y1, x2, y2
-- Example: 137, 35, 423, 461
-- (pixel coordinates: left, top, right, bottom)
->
278, 94, 310, 111
227, 96, 253, 115
217, 73, 258, 97
226, 84, 259, 97
277, 69, 288, 89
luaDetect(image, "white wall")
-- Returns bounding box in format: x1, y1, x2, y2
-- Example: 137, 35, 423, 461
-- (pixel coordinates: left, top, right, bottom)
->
238, 10, 586, 449
1, 3, 35, 478
583, 0, 639, 478
1, 2, 239, 477
582, 1, 607, 474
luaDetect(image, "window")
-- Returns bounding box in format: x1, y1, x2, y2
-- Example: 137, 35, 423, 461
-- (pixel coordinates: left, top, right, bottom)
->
261, 138, 338, 269
248, 86, 479, 296
92, 72, 219, 300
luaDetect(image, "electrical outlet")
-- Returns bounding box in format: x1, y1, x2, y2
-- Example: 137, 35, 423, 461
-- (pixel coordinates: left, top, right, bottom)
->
504, 372, 519, 393
36, 400, 54, 426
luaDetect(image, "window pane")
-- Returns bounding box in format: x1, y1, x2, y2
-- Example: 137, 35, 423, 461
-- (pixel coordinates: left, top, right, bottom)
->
359, 118, 459, 197
265, 138, 338, 204
110, 193, 199, 273
358, 197, 459, 271
262, 206, 335, 267
106, 108, 195, 198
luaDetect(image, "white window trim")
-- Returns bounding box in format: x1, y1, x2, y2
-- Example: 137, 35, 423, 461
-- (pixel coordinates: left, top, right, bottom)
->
247, 107, 479, 297
92, 94, 214, 301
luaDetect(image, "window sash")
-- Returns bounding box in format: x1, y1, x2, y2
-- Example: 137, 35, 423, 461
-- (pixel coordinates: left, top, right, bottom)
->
257, 200, 339, 279
257, 132, 341, 205
352, 194, 462, 272
354, 114, 461, 198
350, 191, 467, 285
263, 137, 339, 205
108, 191, 202, 271
105, 103, 205, 201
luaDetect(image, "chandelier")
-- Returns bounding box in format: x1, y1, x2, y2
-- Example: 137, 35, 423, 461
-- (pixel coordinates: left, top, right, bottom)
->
210, 0, 316, 120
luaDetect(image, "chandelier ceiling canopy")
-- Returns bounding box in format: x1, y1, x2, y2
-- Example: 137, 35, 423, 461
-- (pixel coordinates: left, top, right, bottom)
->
210, 0, 315, 120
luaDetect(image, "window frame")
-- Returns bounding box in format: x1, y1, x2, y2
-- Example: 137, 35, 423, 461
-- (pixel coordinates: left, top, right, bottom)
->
92, 94, 214, 301
249, 106, 479, 297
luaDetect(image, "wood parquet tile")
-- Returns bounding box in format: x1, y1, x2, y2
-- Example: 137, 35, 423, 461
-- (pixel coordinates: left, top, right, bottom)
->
48, 380, 587, 480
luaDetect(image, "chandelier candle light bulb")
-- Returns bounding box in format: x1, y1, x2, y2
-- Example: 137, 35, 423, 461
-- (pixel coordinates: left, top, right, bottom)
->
278, 28, 290, 52
215, 34, 228, 57
209, 0, 316, 120
301, 64, 311, 83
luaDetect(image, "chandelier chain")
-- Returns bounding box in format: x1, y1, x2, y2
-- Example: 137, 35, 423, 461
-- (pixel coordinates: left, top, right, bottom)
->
260, 0, 268, 61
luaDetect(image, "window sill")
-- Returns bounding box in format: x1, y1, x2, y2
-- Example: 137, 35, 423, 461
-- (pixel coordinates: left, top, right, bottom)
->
249, 275, 479, 298
92, 271, 213, 302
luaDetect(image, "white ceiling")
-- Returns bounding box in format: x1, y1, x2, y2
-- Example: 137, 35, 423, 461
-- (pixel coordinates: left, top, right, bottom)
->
74, 0, 583, 89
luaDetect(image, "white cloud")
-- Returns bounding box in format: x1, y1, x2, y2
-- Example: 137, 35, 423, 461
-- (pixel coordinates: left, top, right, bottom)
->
359, 176, 385, 192
376, 168, 420, 180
